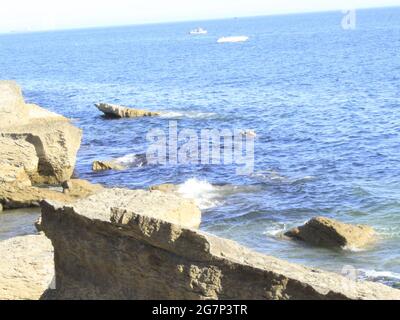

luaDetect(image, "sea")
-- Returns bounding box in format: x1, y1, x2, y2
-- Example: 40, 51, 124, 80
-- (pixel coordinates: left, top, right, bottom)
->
1, 7, 400, 288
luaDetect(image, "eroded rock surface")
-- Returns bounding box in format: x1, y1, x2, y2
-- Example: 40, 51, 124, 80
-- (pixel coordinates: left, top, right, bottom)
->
0, 81, 82, 184
95, 103, 160, 118
92, 160, 125, 172
0, 178, 103, 210
40, 199, 400, 300
285, 217, 376, 250
0, 234, 54, 300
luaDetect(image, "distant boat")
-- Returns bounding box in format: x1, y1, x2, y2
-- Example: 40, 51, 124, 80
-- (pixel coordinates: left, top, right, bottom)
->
217, 36, 249, 43
189, 28, 208, 35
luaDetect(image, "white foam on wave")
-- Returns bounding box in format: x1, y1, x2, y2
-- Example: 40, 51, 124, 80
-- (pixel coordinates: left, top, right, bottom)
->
160, 111, 218, 119
177, 178, 222, 210
115, 153, 147, 168
359, 269, 400, 281
342, 245, 367, 253
217, 36, 249, 43
263, 223, 288, 238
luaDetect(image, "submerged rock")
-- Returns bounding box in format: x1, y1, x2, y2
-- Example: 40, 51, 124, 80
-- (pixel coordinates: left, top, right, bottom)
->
95, 103, 160, 118
0, 234, 54, 300
92, 160, 125, 171
40, 197, 399, 300
285, 217, 376, 250
149, 183, 179, 194
0, 80, 82, 185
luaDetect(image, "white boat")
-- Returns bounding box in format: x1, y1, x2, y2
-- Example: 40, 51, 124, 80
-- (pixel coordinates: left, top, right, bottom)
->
189, 28, 208, 35
217, 36, 249, 43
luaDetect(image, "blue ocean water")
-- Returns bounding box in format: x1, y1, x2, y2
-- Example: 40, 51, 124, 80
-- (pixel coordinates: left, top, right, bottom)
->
1, 8, 400, 287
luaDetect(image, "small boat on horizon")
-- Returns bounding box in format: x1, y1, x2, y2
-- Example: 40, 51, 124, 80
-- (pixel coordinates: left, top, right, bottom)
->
189, 27, 208, 35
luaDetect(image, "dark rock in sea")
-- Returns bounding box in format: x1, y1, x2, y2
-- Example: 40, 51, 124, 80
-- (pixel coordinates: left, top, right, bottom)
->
285, 217, 376, 250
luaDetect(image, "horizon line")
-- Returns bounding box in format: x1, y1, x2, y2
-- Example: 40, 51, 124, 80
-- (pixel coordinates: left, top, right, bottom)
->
1, 4, 399, 35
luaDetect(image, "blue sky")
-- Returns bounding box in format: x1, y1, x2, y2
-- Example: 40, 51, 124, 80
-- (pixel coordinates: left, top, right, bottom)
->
1, 0, 400, 32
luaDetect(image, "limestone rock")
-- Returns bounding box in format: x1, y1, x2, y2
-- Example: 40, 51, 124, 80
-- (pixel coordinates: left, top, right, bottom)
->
95, 103, 160, 118
0, 179, 103, 210
0, 136, 39, 179
285, 217, 376, 250
0, 164, 33, 189
149, 184, 179, 193
40, 198, 400, 300
92, 160, 125, 171
0, 80, 82, 184
0, 81, 28, 127
65, 188, 201, 229
0, 234, 54, 300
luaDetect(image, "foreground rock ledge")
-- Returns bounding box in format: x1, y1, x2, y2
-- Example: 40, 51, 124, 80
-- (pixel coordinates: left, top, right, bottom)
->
285, 217, 376, 250
0, 234, 54, 300
41, 200, 400, 300
95, 103, 160, 118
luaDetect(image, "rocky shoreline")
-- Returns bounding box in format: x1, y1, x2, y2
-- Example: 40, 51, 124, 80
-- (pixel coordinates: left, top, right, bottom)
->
1, 81, 400, 300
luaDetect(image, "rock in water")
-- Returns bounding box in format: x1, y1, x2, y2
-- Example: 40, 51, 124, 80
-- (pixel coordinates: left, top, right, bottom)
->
40, 196, 400, 300
149, 184, 179, 193
95, 103, 160, 118
0, 234, 54, 300
285, 217, 376, 250
92, 160, 125, 171
0, 81, 82, 184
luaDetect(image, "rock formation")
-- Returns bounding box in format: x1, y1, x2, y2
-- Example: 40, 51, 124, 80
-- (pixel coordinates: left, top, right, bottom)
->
92, 160, 125, 172
0, 81, 102, 210
0, 81, 82, 184
149, 183, 179, 194
40, 198, 400, 300
0, 233, 54, 300
95, 103, 160, 118
285, 217, 376, 250
0, 178, 103, 210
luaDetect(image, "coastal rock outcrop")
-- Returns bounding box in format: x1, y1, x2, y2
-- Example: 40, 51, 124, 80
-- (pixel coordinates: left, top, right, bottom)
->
0, 80, 82, 184
40, 198, 400, 300
285, 217, 376, 250
95, 103, 160, 118
92, 160, 125, 172
0, 233, 54, 300
0, 178, 103, 210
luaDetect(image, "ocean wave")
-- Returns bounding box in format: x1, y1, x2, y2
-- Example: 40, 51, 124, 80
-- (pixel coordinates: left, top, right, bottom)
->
160, 111, 218, 119
358, 269, 400, 287
177, 178, 222, 210
114, 153, 148, 168
263, 223, 289, 238
251, 170, 316, 185
176, 178, 260, 210
342, 245, 367, 253
217, 36, 249, 43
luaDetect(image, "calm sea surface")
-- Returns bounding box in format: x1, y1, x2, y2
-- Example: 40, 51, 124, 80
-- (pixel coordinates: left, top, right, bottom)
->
1, 8, 400, 287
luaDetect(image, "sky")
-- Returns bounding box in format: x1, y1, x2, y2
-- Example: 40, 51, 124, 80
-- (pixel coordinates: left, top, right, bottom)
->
1, 0, 400, 32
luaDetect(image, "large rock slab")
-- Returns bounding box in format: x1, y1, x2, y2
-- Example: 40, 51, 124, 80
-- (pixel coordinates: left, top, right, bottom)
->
95, 103, 160, 118
285, 217, 376, 250
64, 188, 201, 229
0, 81, 82, 184
40, 198, 400, 300
0, 234, 54, 300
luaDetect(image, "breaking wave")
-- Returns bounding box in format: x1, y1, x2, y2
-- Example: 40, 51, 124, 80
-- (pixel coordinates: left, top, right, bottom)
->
176, 178, 260, 210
